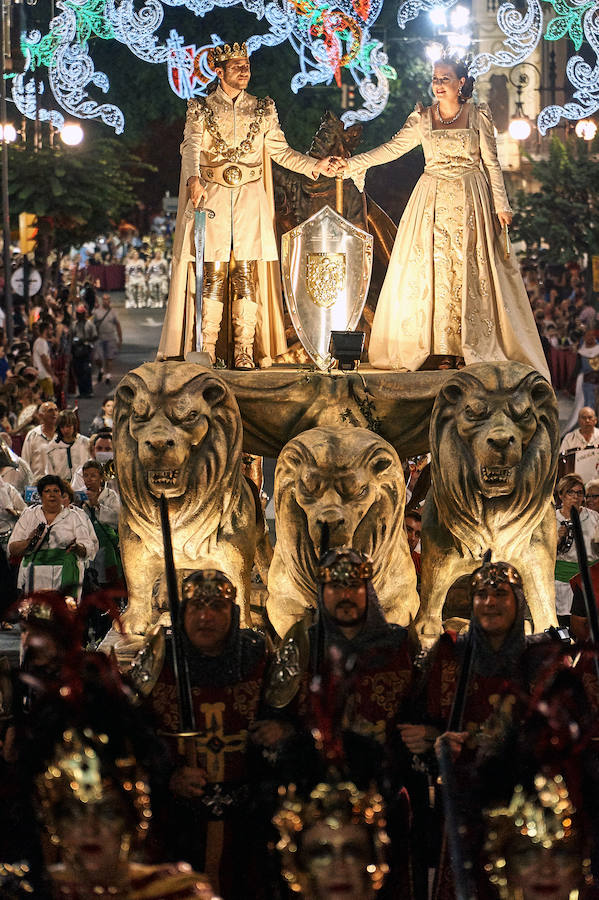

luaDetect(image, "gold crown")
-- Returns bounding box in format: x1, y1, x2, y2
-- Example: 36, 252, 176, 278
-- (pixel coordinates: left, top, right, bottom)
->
273, 780, 389, 893
209, 42, 248, 69
484, 774, 584, 899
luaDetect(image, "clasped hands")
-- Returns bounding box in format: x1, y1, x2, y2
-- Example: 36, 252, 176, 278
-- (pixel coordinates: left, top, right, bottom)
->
313, 156, 349, 178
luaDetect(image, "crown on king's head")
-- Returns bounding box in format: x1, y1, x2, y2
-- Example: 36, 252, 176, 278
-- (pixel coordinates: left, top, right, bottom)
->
209, 42, 248, 69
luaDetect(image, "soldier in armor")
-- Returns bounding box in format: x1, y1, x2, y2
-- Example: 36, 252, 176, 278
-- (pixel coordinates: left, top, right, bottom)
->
20, 648, 216, 900
158, 41, 341, 367
131, 569, 290, 899
147, 249, 169, 308
125, 250, 148, 309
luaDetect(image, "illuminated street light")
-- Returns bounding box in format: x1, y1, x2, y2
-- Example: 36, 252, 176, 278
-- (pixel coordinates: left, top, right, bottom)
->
575, 119, 597, 141
0, 123, 17, 142
429, 7, 447, 26
426, 42, 444, 64
509, 117, 532, 140
447, 31, 471, 50
450, 4, 470, 29
60, 122, 84, 146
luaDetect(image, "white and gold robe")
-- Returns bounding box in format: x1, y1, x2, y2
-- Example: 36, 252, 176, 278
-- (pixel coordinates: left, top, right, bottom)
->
344, 102, 550, 378
157, 85, 319, 363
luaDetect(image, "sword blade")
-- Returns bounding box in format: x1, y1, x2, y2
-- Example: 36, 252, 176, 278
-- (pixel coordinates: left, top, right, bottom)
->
194, 207, 207, 352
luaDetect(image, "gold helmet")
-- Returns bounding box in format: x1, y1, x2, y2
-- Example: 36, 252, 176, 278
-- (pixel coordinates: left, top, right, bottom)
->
484, 773, 588, 899
317, 548, 373, 586
273, 778, 389, 894
36, 727, 152, 851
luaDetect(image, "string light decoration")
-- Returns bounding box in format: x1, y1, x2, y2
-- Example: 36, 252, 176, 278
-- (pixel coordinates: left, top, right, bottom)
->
14, 0, 397, 133
398, 0, 599, 134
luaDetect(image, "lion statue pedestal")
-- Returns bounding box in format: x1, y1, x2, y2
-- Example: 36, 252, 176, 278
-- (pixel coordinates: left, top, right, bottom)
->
414, 361, 559, 645
114, 362, 268, 634
266, 425, 419, 637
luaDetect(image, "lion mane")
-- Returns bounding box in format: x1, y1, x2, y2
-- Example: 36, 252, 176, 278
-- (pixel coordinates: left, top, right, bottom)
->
430, 363, 558, 556
114, 362, 260, 632
416, 361, 559, 641
267, 426, 419, 637
115, 363, 244, 557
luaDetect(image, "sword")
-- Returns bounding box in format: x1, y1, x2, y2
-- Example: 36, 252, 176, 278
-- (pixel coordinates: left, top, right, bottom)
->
159, 493, 196, 732
194, 200, 215, 352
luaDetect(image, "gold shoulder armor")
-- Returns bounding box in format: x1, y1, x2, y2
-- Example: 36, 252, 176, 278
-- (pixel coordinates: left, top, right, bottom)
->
264, 618, 310, 709
187, 98, 207, 121
128, 624, 166, 699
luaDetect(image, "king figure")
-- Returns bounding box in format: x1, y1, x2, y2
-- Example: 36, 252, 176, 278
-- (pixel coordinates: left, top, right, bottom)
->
158, 41, 338, 368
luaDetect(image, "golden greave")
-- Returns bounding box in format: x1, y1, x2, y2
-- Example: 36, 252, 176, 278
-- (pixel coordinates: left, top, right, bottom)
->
229, 260, 257, 306
230, 260, 258, 368
203, 261, 229, 305
201, 263, 228, 362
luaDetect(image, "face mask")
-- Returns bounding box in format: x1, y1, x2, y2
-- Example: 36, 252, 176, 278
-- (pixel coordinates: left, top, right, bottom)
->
95, 451, 113, 464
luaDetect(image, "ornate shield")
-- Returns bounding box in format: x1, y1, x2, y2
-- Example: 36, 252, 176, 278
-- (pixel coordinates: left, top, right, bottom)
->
281, 205, 373, 371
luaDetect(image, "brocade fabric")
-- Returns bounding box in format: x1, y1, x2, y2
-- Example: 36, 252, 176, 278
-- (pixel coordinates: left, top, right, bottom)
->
345, 103, 550, 377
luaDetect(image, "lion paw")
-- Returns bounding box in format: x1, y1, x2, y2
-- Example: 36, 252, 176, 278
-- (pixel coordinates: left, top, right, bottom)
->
121, 608, 152, 636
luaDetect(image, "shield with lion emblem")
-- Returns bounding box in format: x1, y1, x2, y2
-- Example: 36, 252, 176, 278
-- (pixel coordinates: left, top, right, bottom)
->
281, 206, 373, 371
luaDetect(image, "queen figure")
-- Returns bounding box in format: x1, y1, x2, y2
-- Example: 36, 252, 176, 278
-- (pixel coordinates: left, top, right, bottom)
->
339, 56, 550, 379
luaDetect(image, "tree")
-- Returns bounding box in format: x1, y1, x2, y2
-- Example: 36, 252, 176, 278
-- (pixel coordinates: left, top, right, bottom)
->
7, 137, 155, 256
512, 135, 599, 266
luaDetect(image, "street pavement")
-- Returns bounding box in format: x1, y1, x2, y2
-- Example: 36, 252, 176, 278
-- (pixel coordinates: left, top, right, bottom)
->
76, 292, 165, 433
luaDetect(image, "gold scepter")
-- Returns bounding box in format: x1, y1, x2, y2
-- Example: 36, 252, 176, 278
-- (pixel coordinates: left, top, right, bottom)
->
335, 173, 344, 215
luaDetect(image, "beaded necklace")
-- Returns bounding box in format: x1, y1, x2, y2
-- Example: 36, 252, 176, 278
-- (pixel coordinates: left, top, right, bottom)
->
435, 101, 463, 126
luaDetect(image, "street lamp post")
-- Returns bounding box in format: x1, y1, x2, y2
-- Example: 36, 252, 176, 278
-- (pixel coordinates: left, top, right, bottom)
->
0, 0, 13, 343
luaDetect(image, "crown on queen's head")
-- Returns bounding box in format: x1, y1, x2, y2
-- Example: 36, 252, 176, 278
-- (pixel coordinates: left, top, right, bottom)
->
209, 42, 249, 69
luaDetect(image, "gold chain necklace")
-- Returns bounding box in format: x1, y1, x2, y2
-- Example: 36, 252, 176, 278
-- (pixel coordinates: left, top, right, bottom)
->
202, 97, 270, 162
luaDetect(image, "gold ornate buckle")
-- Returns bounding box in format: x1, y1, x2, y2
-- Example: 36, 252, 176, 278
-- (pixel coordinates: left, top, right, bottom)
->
223, 165, 243, 186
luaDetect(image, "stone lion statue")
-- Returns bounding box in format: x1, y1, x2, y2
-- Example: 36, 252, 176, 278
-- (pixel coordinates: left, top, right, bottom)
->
114, 362, 267, 633
267, 425, 419, 637
414, 362, 559, 645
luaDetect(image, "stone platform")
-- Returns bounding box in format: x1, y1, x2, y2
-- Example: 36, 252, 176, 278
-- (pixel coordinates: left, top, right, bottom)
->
217, 365, 451, 458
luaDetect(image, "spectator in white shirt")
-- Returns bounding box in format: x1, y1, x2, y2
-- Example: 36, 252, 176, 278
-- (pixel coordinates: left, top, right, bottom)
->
586, 478, 599, 515
559, 407, 599, 455
46, 409, 90, 482
71, 431, 116, 493
555, 473, 599, 625
32, 320, 55, 400
0, 476, 26, 536
8, 474, 98, 601
21, 401, 59, 481
0, 433, 33, 495
81, 460, 120, 528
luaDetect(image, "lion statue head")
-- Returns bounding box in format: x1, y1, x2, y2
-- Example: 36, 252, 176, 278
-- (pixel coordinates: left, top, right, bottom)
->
430, 362, 559, 556
114, 362, 244, 556
267, 426, 418, 634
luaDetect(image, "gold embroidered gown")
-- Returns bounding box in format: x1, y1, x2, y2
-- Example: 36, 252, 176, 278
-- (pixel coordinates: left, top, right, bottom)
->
345, 102, 550, 378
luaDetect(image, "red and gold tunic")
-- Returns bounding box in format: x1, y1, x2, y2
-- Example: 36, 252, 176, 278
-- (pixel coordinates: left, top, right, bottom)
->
151, 655, 266, 792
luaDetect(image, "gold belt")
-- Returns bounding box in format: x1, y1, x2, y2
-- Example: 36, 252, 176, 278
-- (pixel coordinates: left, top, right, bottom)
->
201, 162, 262, 188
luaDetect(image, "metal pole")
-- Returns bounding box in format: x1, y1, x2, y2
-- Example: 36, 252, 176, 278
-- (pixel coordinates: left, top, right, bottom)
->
0, 0, 13, 343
